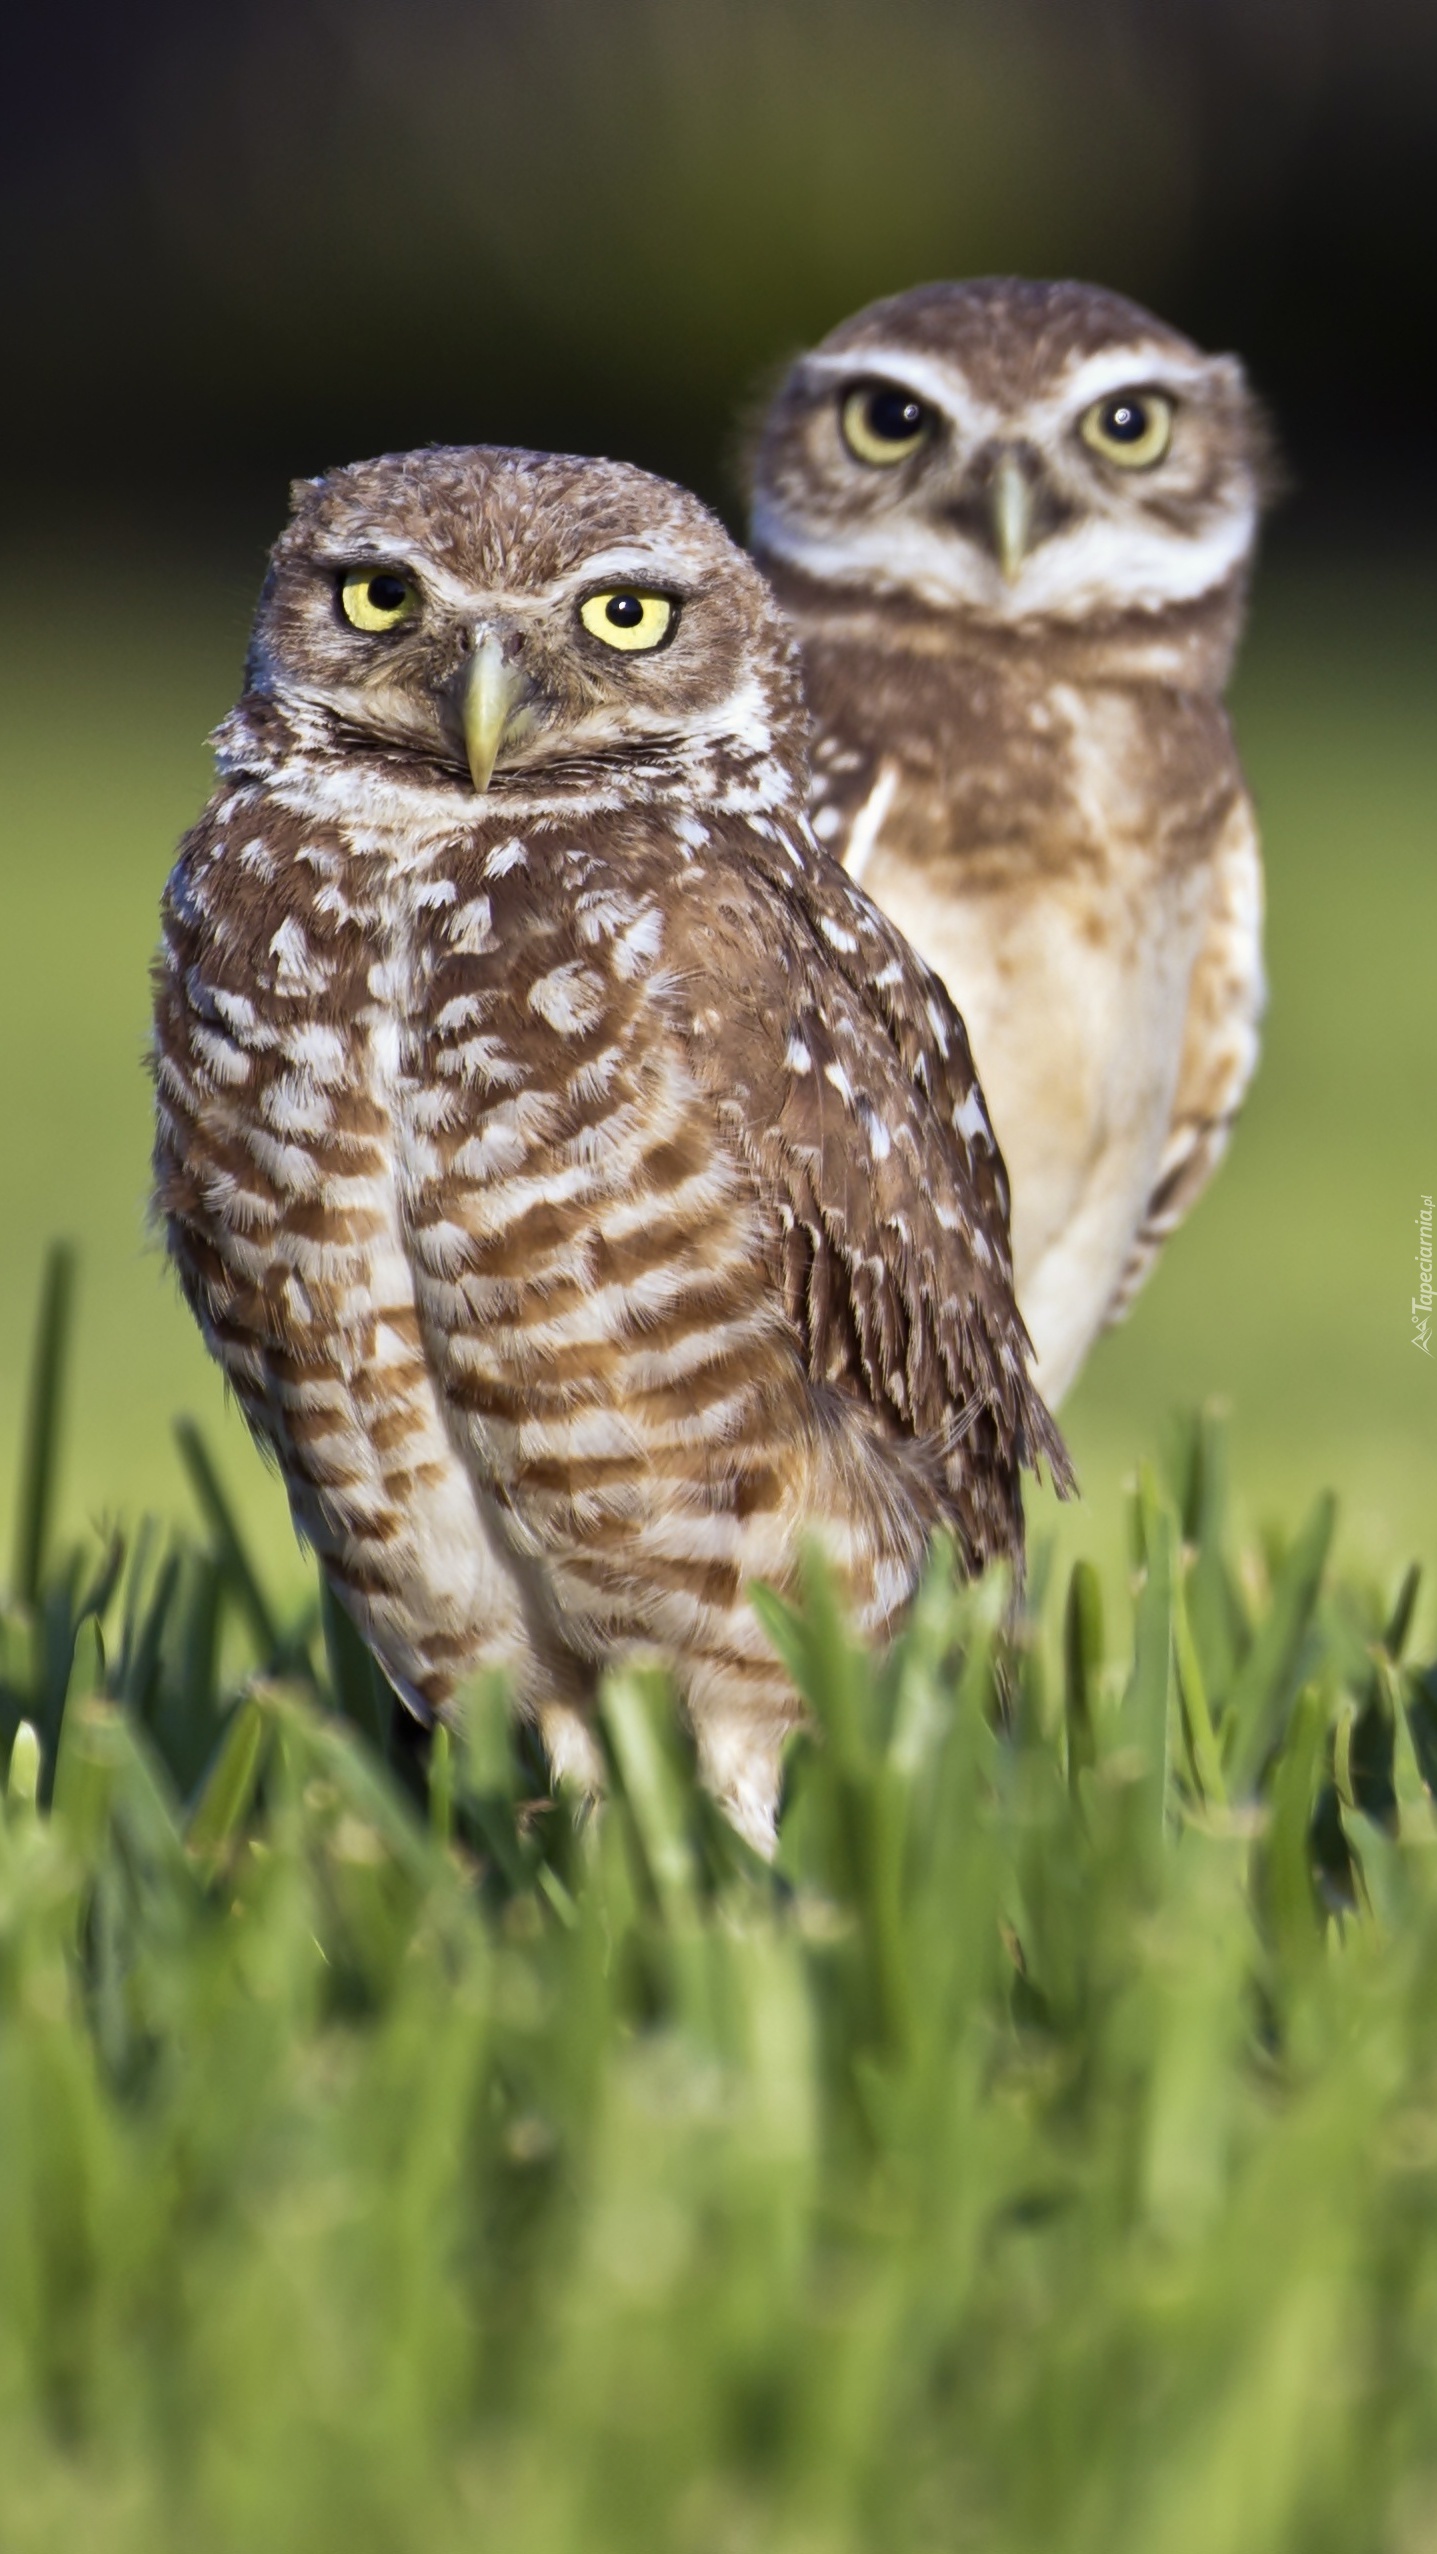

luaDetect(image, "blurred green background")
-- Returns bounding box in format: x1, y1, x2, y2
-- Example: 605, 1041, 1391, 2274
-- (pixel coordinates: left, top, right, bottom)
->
2, 0, 1433, 1603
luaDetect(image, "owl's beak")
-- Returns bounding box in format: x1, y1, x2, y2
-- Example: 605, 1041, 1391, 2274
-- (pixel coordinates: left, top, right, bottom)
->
990, 448, 1038, 583
461, 631, 532, 792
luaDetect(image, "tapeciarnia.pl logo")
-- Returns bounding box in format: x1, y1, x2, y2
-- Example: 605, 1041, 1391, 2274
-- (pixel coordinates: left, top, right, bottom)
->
1414, 1194, 1434, 1357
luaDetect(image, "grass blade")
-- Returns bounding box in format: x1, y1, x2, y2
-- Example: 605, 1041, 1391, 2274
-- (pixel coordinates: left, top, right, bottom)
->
1122, 1470, 1175, 1805
601, 1664, 698, 1926
1223, 1495, 1336, 1797
174, 1416, 285, 1665
1064, 1559, 1103, 1792
11, 1240, 75, 1607
187, 1691, 273, 1863
321, 1575, 396, 1756
1383, 1563, 1422, 1664
1173, 1559, 1227, 1810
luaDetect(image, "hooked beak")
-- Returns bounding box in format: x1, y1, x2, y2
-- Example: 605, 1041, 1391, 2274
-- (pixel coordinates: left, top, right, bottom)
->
990, 448, 1037, 583
461, 630, 532, 792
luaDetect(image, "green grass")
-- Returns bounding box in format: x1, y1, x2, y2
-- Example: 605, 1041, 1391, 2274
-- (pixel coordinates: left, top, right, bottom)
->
4, 1249, 1437, 2552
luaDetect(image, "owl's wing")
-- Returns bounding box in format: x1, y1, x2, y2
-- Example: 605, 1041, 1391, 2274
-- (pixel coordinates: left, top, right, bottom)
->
1104, 794, 1266, 1329
675, 822, 1071, 1564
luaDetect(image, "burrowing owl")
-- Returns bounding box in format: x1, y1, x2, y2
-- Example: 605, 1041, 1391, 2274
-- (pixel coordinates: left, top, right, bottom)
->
151, 444, 1064, 1847
749, 279, 1270, 1407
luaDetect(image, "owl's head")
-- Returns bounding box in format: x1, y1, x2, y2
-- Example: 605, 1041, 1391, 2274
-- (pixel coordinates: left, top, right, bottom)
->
244, 445, 806, 808
748, 280, 1271, 628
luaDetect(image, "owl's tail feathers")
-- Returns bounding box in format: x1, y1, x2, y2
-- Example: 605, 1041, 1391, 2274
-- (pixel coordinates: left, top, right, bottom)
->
996, 1287, 1077, 1508
925, 1371, 1074, 1599
1020, 1379, 1077, 1504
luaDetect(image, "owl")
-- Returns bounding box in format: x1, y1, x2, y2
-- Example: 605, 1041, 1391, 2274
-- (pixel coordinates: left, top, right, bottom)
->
151, 443, 1065, 1848
748, 278, 1271, 1407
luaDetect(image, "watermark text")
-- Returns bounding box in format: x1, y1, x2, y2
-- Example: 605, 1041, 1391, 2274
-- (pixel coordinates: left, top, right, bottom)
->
1413, 1194, 1433, 1356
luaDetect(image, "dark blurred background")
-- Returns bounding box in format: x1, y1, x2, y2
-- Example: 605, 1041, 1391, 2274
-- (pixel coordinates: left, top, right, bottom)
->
2, 0, 1434, 1597
6, 0, 1437, 550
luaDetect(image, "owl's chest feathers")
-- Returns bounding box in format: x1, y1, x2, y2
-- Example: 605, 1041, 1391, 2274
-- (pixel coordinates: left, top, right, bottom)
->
816, 646, 1224, 1085
392, 824, 774, 1372
170, 794, 809, 1702
194, 797, 772, 1366
811, 633, 1232, 890
805, 631, 1241, 1348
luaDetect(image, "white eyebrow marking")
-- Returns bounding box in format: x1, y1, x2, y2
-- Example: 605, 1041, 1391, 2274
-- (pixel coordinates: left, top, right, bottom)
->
549, 545, 689, 595
1041, 343, 1224, 411
797, 345, 1000, 441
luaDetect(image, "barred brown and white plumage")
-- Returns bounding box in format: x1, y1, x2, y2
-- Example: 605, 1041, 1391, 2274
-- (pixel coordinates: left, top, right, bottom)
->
151, 443, 1065, 1846
749, 279, 1271, 1406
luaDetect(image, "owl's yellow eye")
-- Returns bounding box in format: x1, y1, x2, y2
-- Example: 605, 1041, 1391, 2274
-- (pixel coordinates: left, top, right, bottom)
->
840, 381, 934, 467
339, 569, 419, 632
1079, 390, 1174, 470
578, 590, 676, 653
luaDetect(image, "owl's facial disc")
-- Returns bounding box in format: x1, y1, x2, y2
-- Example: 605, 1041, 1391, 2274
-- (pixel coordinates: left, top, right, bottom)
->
750, 311, 1265, 623
251, 447, 808, 814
